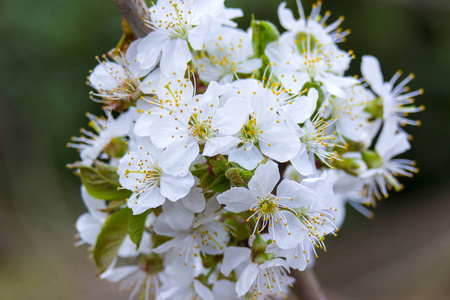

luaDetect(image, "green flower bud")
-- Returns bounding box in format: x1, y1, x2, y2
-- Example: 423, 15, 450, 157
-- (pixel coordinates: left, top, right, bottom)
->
225, 167, 253, 186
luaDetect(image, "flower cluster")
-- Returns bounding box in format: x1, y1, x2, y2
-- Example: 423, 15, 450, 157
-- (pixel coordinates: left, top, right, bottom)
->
69, 1, 423, 299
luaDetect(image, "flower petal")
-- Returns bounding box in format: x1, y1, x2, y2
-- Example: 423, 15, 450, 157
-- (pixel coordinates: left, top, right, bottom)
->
220, 246, 251, 277
248, 161, 280, 197
160, 171, 195, 201
217, 187, 257, 213
160, 38, 191, 76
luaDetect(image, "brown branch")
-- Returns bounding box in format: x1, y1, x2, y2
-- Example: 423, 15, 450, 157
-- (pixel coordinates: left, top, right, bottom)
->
292, 268, 327, 300
110, 0, 152, 38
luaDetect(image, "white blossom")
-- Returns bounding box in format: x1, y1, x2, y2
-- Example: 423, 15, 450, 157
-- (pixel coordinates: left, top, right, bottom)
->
194, 26, 262, 83
361, 55, 424, 127
137, 0, 242, 76
118, 136, 195, 214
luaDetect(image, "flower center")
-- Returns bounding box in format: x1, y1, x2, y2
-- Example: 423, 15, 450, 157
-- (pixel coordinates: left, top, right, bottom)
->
125, 165, 162, 187
257, 195, 278, 216
239, 117, 260, 143
188, 113, 215, 141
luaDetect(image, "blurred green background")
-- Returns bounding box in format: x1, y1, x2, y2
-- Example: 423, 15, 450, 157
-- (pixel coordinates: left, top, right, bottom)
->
0, 0, 449, 299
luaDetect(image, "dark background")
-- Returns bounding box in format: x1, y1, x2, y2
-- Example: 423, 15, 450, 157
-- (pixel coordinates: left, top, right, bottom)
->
0, 0, 449, 299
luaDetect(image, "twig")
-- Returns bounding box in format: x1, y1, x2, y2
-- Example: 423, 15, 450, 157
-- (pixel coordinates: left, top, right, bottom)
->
110, 0, 152, 38
292, 268, 327, 300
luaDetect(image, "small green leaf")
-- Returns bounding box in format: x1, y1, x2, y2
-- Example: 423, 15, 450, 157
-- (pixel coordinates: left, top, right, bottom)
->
93, 208, 131, 273
207, 174, 230, 193
191, 164, 209, 178
209, 155, 229, 176
100, 198, 127, 213
94, 161, 121, 184
251, 17, 280, 58
128, 210, 150, 250
70, 162, 131, 200
225, 167, 253, 186
199, 171, 216, 190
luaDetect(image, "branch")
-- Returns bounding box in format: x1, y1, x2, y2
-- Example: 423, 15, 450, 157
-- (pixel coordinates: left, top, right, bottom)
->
110, 0, 152, 38
292, 268, 327, 300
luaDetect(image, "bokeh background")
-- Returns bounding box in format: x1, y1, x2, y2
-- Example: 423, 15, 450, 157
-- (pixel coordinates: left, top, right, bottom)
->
0, 0, 449, 299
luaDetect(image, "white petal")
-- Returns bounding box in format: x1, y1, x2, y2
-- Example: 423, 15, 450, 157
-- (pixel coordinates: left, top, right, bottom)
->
162, 201, 195, 231
278, 2, 299, 30
237, 58, 263, 74
361, 55, 385, 96
216, 187, 257, 213
150, 117, 187, 148
180, 181, 206, 213
228, 144, 263, 170
128, 186, 165, 214
196, 222, 229, 255
271, 212, 305, 249
213, 97, 252, 135
285, 88, 318, 124
248, 161, 280, 197
188, 16, 212, 50
194, 280, 214, 300
276, 179, 316, 208
220, 246, 251, 277
213, 280, 237, 300
203, 136, 240, 157
153, 214, 178, 237
259, 126, 301, 162
318, 75, 349, 98
118, 236, 140, 258
235, 263, 259, 296
90, 62, 125, 91
160, 140, 199, 176
81, 186, 107, 221
136, 31, 169, 69
160, 39, 191, 76
376, 119, 410, 160
160, 171, 195, 201
75, 213, 102, 245
126, 39, 154, 77
139, 68, 165, 94
290, 143, 315, 176
99, 265, 139, 282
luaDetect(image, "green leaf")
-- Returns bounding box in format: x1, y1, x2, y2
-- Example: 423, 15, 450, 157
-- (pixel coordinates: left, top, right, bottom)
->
251, 17, 280, 58
199, 171, 216, 190
209, 155, 229, 176
94, 160, 121, 184
191, 164, 209, 178
100, 198, 127, 213
225, 167, 253, 186
225, 218, 250, 242
69, 162, 131, 200
93, 208, 131, 273
128, 210, 150, 250
207, 174, 230, 193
